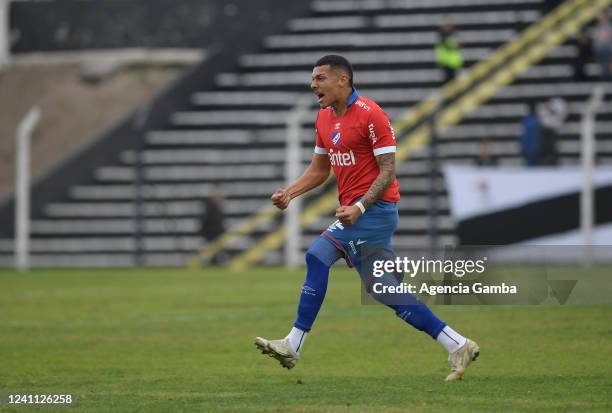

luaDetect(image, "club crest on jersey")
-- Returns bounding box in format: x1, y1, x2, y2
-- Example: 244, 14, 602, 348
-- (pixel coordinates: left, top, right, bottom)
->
332, 131, 341, 146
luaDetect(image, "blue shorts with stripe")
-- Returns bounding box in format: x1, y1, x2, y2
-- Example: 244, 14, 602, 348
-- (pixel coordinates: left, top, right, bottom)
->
319, 200, 399, 271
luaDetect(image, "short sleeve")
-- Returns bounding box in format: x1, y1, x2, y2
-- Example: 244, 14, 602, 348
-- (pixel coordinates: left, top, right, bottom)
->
314, 127, 327, 154
367, 108, 396, 156
314, 112, 327, 154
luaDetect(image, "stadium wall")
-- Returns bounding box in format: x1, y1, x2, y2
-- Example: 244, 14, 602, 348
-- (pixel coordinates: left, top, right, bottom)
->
0, 0, 313, 238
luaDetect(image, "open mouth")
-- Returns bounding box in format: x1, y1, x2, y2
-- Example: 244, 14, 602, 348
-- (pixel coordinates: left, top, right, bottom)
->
316, 92, 325, 103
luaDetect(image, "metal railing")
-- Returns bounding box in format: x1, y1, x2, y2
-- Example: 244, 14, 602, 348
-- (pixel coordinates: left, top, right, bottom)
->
14, 107, 41, 271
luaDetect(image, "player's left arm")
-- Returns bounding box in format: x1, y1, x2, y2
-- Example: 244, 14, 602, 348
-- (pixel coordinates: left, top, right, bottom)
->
362, 152, 396, 208
336, 107, 396, 226
335, 153, 395, 226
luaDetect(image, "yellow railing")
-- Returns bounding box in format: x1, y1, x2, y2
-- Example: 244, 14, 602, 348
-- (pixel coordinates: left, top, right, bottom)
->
392, 0, 589, 133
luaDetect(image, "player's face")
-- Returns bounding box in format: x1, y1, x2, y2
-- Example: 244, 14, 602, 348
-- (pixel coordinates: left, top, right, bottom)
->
311, 65, 346, 109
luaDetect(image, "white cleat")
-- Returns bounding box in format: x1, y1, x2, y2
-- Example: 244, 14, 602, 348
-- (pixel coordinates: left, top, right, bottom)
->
254, 337, 300, 370
445, 338, 480, 381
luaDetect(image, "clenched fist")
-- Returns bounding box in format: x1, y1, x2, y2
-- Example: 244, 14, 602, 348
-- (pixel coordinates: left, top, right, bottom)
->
335, 205, 362, 226
271, 188, 291, 210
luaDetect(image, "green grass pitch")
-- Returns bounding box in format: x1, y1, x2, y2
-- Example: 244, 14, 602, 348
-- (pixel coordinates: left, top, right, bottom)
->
1, 266, 611, 412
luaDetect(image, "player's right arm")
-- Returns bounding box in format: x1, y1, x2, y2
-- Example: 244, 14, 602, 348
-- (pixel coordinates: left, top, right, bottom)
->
271, 153, 330, 210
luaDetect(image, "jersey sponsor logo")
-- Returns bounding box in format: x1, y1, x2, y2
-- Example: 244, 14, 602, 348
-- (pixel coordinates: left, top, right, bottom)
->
355, 100, 371, 111
332, 131, 341, 146
368, 123, 377, 144
356, 239, 367, 245
388, 121, 396, 141
328, 148, 356, 166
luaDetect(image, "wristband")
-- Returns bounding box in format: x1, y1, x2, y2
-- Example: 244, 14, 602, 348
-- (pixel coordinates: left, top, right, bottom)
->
355, 201, 366, 214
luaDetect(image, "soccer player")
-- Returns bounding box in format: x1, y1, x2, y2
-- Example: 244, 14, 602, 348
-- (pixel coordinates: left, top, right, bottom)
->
255, 55, 479, 381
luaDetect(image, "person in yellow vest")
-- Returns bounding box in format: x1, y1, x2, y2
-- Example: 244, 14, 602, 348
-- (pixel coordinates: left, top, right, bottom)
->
435, 24, 464, 84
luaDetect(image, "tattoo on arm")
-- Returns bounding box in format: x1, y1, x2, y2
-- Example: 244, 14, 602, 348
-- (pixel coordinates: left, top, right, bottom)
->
361, 153, 396, 208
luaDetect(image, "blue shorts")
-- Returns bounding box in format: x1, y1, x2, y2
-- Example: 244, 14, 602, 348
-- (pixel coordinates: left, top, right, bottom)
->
319, 200, 399, 270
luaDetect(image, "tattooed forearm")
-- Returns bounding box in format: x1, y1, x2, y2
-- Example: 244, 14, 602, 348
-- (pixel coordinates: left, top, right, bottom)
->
361, 153, 396, 208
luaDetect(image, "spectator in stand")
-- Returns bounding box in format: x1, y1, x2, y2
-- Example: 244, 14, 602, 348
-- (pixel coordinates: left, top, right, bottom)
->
520, 102, 542, 167
538, 97, 568, 166
573, 32, 593, 82
591, 11, 612, 82
435, 24, 464, 84
201, 189, 226, 264
475, 139, 498, 166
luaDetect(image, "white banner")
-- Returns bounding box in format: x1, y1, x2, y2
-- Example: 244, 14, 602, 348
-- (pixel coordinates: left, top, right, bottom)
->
443, 165, 612, 221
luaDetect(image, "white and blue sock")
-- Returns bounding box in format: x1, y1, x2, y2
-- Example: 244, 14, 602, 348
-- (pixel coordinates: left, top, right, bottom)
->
286, 327, 308, 355
289, 239, 341, 354
293, 239, 340, 333
436, 325, 467, 353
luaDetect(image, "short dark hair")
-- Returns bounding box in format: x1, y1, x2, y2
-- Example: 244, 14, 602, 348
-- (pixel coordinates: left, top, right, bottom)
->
314, 55, 354, 87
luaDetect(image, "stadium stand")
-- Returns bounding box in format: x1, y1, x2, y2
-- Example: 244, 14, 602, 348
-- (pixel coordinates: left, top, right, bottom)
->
0, 0, 610, 267
10, 0, 287, 52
